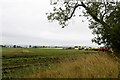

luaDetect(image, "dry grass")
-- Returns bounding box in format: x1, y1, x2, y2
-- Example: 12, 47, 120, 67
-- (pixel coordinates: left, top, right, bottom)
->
31, 53, 119, 78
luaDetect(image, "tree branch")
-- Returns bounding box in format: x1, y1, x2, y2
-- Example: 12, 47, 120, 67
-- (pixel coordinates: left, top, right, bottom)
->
65, 3, 83, 21
81, 2, 110, 29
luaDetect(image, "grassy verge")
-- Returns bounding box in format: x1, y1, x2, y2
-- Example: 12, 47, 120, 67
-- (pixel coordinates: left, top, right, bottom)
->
34, 53, 118, 78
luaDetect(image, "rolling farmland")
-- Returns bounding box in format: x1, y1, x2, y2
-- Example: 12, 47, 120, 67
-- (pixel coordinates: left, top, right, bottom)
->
2, 48, 119, 78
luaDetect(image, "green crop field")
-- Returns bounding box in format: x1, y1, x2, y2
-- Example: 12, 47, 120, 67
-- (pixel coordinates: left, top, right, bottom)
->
2, 48, 119, 78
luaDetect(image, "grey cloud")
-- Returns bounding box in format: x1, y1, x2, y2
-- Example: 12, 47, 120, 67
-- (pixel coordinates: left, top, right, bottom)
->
1, 0, 98, 47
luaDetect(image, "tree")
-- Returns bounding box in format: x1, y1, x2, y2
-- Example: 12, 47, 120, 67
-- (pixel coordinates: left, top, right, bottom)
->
47, 0, 120, 53
29, 45, 32, 48
89, 5, 120, 52
13, 45, 16, 48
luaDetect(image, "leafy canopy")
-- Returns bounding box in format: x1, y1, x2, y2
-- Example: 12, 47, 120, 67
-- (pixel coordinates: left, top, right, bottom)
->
47, 0, 120, 52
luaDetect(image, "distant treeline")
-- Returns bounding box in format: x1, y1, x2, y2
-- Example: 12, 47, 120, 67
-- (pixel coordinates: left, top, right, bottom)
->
0, 45, 65, 48
0, 45, 112, 52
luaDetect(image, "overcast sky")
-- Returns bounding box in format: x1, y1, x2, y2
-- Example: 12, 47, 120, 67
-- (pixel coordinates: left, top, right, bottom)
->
0, 0, 99, 47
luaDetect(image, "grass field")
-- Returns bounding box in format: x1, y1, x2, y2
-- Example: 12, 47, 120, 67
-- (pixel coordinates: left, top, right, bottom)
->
2, 48, 119, 78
